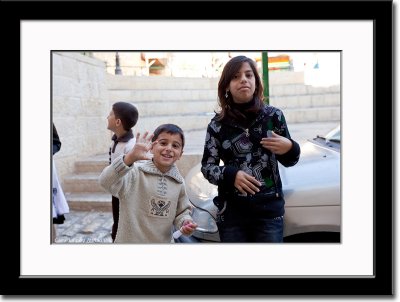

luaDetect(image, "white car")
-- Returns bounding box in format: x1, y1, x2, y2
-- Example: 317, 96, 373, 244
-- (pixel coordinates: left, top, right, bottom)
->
179, 125, 341, 243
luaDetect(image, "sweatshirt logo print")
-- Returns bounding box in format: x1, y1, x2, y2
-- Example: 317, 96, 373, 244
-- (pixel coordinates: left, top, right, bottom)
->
149, 197, 171, 217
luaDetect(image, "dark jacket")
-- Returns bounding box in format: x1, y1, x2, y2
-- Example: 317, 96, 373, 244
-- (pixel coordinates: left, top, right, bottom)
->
53, 124, 62, 155
201, 105, 300, 218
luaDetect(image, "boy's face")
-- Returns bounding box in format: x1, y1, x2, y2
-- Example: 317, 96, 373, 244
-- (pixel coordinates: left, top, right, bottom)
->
151, 132, 183, 173
107, 110, 119, 132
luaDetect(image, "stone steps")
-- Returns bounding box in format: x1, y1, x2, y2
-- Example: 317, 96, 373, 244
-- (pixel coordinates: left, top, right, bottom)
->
127, 100, 218, 117
63, 172, 107, 193
109, 89, 217, 103
132, 105, 339, 133
74, 154, 108, 173
270, 92, 340, 109
106, 71, 306, 90
111, 93, 340, 117
109, 88, 340, 109
65, 192, 112, 212
107, 72, 340, 131
64, 154, 110, 211
106, 74, 219, 90
283, 106, 340, 123
135, 113, 212, 134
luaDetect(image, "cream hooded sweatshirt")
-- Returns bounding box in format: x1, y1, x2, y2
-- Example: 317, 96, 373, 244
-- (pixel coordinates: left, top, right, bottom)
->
99, 155, 193, 243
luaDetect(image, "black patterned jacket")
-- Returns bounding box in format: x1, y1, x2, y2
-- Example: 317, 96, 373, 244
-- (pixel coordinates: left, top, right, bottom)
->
201, 105, 300, 209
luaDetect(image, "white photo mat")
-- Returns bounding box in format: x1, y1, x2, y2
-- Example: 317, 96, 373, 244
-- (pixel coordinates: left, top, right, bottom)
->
21, 20, 373, 277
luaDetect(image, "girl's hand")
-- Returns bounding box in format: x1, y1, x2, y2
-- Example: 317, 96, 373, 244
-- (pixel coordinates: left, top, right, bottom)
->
180, 220, 198, 236
260, 131, 292, 155
234, 170, 261, 196
124, 132, 156, 165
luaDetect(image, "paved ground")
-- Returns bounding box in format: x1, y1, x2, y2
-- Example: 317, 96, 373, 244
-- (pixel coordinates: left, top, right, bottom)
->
54, 121, 338, 244
55, 210, 113, 243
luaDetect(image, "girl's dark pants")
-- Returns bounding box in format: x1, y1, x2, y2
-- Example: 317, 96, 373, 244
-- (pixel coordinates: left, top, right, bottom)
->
217, 195, 284, 242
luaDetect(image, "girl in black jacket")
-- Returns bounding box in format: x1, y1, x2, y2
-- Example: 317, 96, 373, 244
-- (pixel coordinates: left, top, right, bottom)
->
201, 56, 300, 242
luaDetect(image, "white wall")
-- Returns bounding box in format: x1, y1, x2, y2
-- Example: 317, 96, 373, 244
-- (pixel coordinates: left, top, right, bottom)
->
52, 52, 111, 180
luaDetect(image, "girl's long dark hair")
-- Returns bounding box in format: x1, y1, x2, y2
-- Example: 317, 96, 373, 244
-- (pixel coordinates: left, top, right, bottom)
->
216, 55, 265, 121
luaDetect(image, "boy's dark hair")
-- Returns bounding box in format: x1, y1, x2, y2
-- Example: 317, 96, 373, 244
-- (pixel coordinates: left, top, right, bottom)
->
112, 102, 139, 131
152, 124, 185, 148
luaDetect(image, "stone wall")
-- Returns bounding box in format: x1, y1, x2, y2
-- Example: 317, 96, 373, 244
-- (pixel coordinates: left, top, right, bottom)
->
52, 52, 111, 180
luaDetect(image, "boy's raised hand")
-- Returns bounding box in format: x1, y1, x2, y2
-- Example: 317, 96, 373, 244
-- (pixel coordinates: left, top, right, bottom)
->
123, 132, 155, 165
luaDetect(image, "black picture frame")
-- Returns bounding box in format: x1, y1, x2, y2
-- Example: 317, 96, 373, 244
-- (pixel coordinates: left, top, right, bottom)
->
5, 0, 393, 296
